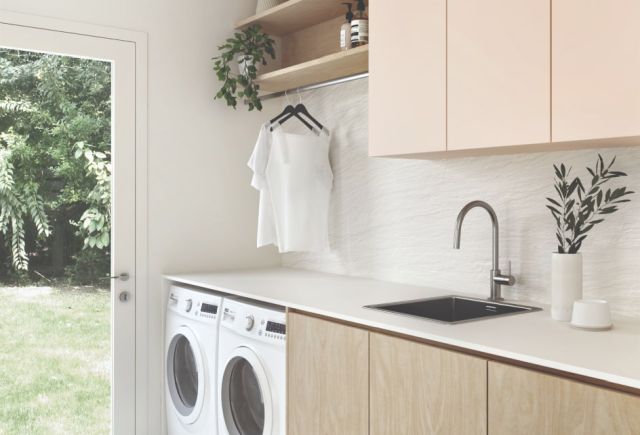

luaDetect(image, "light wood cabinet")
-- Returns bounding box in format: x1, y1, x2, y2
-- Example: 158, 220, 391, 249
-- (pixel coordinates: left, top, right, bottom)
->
489, 362, 640, 435
368, 0, 446, 156
287, 313, 640, 434
287, 312, 369, 435
447, 0, 550, 151
552, 0, 640, 143
370, 333, 487, 435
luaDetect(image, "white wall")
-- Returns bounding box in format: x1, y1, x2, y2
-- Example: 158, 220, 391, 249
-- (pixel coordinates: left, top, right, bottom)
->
0, 0, 279, 432
281, 78, 640, 319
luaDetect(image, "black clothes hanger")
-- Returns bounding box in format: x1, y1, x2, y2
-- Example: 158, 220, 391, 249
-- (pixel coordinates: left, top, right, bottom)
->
270, 104, 294, 124
294, 103, 324, 131
269, 104, 313, 131
273, 103, 324, 132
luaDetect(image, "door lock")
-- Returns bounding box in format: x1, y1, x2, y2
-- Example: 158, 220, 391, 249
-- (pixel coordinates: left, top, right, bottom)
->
119, 291, 131, 302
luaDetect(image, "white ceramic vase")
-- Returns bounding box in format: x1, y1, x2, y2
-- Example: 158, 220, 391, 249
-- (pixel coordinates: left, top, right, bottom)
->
551, 253, 583, 321
256, 0, 285, 14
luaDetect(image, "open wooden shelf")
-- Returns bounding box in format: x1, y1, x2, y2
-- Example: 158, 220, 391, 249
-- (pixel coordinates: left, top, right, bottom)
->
236, 0, 362, 35
257, 45, 368, 94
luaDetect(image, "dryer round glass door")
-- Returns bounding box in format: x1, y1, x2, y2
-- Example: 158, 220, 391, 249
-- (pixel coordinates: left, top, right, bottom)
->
221, 346, 273, 435
167, 326, 205, 424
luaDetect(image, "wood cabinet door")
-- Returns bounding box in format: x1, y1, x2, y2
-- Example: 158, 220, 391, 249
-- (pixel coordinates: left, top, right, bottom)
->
552, 0, 640, 143
448, 0, 550, 150
489, 362, 640, 434
287, 312, 369, 435
368, 0, 446, 156
370, 333, 487, 435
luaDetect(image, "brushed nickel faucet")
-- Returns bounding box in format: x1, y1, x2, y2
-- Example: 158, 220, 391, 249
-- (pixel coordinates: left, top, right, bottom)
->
453, 200, 515, 301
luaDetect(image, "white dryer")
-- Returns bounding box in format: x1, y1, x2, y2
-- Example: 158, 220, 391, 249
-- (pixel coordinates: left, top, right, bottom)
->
165, 285, 222, 435
217, 299, 286, 435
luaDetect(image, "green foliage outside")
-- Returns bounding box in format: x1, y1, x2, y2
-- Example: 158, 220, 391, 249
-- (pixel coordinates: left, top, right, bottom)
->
0, 48, 112, 284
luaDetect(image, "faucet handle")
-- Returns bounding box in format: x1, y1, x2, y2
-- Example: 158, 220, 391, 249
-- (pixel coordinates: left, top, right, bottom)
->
494, 261, 516, 286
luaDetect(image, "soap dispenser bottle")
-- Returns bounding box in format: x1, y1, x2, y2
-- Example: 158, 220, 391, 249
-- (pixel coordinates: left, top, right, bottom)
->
350, 0, 369, 47
340, 3, 354, 51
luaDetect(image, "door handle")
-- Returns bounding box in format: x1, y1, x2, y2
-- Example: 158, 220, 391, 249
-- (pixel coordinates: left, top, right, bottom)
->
104, 273, 130, 282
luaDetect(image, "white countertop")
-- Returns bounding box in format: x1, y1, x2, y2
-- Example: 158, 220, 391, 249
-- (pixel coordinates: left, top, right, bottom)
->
165, 267, 640, 390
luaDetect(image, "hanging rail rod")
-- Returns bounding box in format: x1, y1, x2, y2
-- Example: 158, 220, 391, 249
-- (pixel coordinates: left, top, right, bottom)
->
259, 72, 369, 101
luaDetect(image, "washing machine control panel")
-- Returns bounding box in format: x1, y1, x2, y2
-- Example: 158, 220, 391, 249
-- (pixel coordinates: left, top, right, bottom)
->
222, 301, 286, 345
167, 286, 221, 324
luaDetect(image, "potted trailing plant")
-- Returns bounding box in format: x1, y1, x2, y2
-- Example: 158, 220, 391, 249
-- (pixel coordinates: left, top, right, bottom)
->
546, 155, 633, 321
213, 25, 276, 111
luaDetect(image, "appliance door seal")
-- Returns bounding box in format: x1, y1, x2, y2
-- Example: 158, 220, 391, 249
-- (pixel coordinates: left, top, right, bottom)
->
220, 346, 273, 435
166, 325, 205, 424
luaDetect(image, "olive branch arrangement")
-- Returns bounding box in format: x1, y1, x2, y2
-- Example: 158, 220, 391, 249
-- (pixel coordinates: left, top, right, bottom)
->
546, 155, 633, 254
213, 25, 276, 111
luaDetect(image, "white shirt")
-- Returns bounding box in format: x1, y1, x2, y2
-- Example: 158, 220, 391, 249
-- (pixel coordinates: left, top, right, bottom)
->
248, 123, 332, 252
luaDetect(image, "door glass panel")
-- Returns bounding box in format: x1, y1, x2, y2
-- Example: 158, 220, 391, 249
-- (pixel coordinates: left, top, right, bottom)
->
173, 335, 199, 410
227, 358, 264, 434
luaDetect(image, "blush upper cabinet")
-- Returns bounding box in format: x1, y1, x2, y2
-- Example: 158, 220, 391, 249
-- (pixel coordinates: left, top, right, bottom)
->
369, 0, 640, 157
552, 0, 640, 143
447, 0, 550, 150
368, 0, 446, 156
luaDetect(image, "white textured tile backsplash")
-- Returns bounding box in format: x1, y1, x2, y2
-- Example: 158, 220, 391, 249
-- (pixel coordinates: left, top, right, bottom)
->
272, 78, 640, 317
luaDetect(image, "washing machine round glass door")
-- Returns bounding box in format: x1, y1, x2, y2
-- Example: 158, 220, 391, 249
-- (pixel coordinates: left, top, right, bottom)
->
220, 346, 273, 435
167, 326, 205, 424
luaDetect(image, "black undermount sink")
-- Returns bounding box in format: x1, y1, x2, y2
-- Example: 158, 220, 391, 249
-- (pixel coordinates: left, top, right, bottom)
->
365, 296, 541, 324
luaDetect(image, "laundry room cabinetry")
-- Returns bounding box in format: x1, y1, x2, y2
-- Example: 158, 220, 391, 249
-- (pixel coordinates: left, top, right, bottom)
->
447, 0, 550, 151
369, 0, 640, 157
287, 312, 487, 435
370, 332, 487, 434
552, 0, 640, 144
286, 312, 369, 435
286, 311, 640, 434
488, 362, 640, 434
368, 0, 446, 156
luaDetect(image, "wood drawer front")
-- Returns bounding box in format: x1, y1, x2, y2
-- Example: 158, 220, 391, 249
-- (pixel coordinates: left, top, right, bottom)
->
489, 362, 640, 435
287, 312, 369, 435
370, 333, 487, 435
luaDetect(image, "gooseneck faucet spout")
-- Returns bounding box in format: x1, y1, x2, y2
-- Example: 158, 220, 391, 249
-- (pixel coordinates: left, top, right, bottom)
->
453, 201, 515, 301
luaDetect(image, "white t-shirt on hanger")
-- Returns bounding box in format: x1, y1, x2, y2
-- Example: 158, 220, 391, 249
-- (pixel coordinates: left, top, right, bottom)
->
248, 122, 332, 253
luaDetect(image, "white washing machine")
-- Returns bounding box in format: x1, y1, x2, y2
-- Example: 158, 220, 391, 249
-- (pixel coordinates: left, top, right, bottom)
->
165, 285, 222, 435
217, 299, 286, 435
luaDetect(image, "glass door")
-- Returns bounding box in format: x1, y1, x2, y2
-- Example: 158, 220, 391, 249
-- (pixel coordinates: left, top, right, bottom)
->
0, 22, 136, 434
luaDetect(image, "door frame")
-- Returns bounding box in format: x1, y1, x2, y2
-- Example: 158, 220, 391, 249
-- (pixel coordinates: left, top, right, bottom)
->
0, 10, 149, 434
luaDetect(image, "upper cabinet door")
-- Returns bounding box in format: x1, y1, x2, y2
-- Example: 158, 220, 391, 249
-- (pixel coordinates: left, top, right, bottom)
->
553, 0, 640, 143
448, 0, 550, 150
369, 0, 446, 156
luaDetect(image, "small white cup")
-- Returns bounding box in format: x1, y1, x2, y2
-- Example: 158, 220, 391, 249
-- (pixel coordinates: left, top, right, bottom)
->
570, 299, 612, 330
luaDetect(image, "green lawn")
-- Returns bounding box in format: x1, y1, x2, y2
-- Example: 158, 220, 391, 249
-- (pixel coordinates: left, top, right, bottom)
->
0, 286, 110, 435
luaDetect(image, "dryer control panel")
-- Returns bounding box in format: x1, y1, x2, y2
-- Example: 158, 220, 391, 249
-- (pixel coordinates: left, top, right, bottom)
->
167, 285, 222, 324
221, 299, 286, 346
